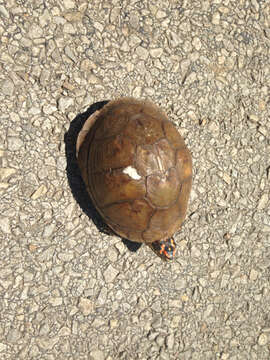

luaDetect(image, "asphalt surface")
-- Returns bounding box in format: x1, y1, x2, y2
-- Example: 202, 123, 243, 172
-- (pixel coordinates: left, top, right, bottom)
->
0, 1, 269, 359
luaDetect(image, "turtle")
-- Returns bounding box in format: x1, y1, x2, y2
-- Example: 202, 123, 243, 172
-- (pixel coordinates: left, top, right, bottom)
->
76, 97, 192, 260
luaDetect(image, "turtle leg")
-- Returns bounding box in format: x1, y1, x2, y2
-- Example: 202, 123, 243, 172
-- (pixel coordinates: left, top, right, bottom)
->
148, 238, 176, 261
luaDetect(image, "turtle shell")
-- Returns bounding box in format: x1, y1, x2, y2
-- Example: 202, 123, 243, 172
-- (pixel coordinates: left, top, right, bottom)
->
76, 97, 192, 244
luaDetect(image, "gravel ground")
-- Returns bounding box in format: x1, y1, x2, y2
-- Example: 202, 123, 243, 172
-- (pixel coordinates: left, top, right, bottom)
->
0, 0, 270, 359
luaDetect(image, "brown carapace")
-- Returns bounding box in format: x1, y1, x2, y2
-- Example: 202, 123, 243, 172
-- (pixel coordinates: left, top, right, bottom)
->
76, 97, 192, 260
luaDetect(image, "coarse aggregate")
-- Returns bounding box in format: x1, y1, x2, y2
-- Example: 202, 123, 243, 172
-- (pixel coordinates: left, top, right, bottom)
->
0, 0, 270, 359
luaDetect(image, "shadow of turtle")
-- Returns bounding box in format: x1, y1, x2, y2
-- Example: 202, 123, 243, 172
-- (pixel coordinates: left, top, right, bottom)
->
64, 101, 142, 254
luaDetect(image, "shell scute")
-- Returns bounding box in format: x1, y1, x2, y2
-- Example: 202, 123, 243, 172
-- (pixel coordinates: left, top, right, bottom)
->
104, 199, 154, 233
91, 170, 146, 208
89, 135, 135, 173
146, 167, 180, 208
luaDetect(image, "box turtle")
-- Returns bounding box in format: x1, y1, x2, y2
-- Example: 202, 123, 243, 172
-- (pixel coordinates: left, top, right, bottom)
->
76, 97, 192, 260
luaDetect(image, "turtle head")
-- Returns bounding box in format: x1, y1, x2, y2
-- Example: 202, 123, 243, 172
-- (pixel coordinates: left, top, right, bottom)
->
150, 238, 176, 261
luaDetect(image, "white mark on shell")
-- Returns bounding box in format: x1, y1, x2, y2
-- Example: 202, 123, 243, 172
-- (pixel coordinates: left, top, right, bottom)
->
123, 166, 141, 180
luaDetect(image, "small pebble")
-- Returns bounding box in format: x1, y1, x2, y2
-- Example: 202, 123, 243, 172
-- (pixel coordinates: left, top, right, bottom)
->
103, 265, 119, 283
212, 12, 220, 25
78, 298, 95, 316
258, 333, 268, 346
0, 168, 16, 181
257, 193, 268, 210
31, 185, 48, 200
0, 216, 11, 234
89, 350, 105, 360
58, 97, 74, 112
7, 137, 24, 151
2, 79, 14, 96
136, 46, 149, 60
